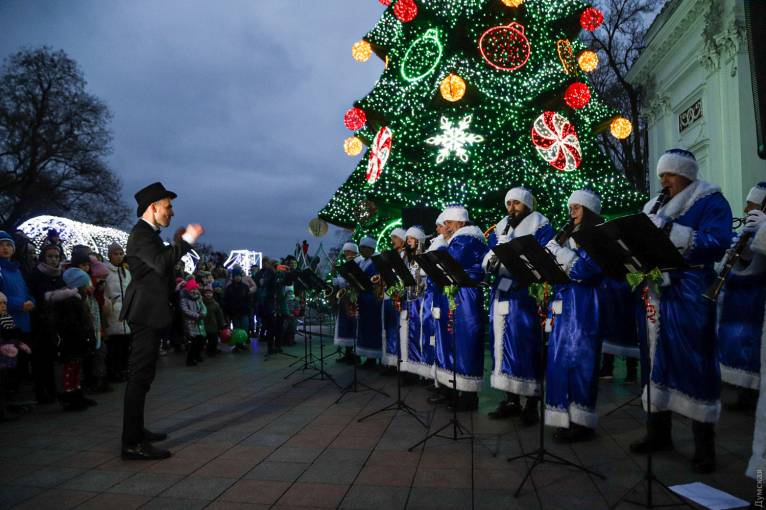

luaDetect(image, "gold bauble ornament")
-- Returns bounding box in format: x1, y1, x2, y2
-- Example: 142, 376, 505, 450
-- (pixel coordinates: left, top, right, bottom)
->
440, 73, 466, 102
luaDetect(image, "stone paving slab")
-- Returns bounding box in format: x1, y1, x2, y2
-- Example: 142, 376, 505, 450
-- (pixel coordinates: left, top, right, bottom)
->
0, 337, 759, 509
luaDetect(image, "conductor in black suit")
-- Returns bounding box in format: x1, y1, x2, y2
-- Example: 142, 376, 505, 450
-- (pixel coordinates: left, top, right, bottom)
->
120, 182, 204, 460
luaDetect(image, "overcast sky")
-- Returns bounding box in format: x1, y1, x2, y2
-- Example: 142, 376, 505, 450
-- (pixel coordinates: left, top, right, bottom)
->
0, 0, 383, 257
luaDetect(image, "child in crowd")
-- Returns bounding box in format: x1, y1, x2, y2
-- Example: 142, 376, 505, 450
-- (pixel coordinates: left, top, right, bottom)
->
1, 291, 32, 421
202, 286, 224, 356
180, 279, 207, 366
54, 268, 98, 411
86, 257, 111, 393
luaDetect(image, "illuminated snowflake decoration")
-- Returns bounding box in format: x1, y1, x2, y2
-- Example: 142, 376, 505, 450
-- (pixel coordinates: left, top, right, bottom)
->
426, 115, 484, 164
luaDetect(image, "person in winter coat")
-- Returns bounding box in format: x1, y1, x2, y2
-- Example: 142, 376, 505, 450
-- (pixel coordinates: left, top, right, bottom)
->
180, 279, 207, 366
1, 292, 32, 421
224, 267, 251, 333
0, 231, 35, 340
26, 243, 78, 404
104, 243, 132, 382
202, 286, 224, 355
54, 268, 98, 412
85, 258, 111, 393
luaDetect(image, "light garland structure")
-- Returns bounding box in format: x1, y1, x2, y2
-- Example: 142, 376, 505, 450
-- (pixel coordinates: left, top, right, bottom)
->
18, 215, 129, 259
320, 0, 645, 238
224, 250, 263, 275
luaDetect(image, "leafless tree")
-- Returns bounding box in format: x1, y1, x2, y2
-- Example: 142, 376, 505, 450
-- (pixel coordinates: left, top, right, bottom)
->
583, 0, 665, 193
0, 47, 129, 230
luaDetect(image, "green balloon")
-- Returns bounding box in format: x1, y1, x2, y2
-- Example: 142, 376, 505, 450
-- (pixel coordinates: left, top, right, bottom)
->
231, 329, 249, 345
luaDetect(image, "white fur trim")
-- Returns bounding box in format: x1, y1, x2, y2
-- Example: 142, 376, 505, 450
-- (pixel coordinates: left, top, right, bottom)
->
720, 364, 759, 390
359, 236, 377, 249
333, 315, 355, 347
568, 189, 601, 214
555, 246, 579, 275
390, 228, 407, 241
545, 402, 598, 429
642, 180, 720, 221
657, 151, 698, 181
505, 187, 534, 211
435, 367, 483, 392
356, 346, 381, 358
405, 226, 426, 243
427, 235, 447, 252
448, 225, 486, 244
747, 185, 766, 206
442, 205, 469, 223
668, 223, 694, 255
435, 212, 445, 226
342, 242, 359, 254
641, 383, 720, 423
490, 295, 540, 396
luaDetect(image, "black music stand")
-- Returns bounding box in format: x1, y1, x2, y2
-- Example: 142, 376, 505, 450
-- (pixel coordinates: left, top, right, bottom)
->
284, 270, 322, 378
573, 214, 693, 509
291, 270, 342, 390
494, 235, 606, 497
335, 260, 389, 404
408, 250, 479, 451
358, 251, 427, 427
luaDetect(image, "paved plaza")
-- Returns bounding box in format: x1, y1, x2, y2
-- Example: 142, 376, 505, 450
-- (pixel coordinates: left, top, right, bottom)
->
0, 331, 758, 509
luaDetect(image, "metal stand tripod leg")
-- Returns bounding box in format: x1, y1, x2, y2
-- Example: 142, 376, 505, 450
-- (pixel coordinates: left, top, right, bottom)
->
293, 311, 342, 390
335, 314, 389, 404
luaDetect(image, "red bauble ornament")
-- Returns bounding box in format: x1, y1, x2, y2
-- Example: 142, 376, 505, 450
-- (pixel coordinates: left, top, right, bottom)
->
344, 107, 367, 131
393, 0, 418, 22
479, 22, 531, 72
580, 7, 604, 31
379, 0, 392, 5
564, 82, 591, 109
531, 111, 582, 172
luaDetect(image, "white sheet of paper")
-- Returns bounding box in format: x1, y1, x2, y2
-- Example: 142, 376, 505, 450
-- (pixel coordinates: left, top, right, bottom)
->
668, 482, 749, 510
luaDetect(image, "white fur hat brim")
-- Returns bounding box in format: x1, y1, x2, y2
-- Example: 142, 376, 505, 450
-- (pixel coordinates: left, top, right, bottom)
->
568, 190, 601, 214
359, 236, 377, 249
504, 187, 534, 211
342, 242, 359, 254
441, 205, 469, 223
435, 212, 446, 226
657, 150, 698, 181
405, 226, 426, 242
390, 228, 407, 241
747, 185, 766, 206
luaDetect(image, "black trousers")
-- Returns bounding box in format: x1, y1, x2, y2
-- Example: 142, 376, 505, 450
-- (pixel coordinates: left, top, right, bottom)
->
107, 334, 131, 379
122, 323, 161, 445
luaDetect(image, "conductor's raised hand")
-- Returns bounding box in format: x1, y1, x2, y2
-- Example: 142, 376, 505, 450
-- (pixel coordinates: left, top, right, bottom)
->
185, 223, 205, 244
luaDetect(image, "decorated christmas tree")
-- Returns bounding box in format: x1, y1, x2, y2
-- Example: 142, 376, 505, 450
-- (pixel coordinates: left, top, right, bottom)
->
318, 0, 644, 240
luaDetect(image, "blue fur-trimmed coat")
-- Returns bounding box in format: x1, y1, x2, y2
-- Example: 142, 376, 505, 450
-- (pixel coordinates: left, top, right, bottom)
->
483, 212, 555, 396
332, 256, 362, 348
717, 233, 765, 390
422, 235, 448, 383
746, 225, 766, 478
640, 180, 732, 423
434, 226, 489, 392
544, 237, 604, 429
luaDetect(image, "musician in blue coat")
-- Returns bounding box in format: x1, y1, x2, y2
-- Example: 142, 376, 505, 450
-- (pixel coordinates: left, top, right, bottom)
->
717, 183, 766, 412
333, 242, 361, 364
483, 187, 554, 425
356, 237, 384, 367
423, 215, 449, 398
400, 226, 429, 379
381, 228, 407, 371
432, 205, 489, 411
631, 148, 732, 474
543, 189, 605, 442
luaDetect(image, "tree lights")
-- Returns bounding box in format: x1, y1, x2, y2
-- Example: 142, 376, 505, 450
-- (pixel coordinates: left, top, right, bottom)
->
322, 0, 644, 236
580, 6, 604, 31
352, 40, 372, 62
344, 136, 364, 156
343, 107, 366, 131
393, 0, 418, 23
610, 116, 633, 139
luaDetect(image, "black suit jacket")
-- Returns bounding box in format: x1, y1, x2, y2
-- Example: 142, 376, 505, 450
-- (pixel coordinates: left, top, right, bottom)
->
120, 220, 191, 329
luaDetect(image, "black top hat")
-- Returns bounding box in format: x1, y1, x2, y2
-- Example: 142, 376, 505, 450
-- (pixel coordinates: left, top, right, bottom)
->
134, 182, 178, 217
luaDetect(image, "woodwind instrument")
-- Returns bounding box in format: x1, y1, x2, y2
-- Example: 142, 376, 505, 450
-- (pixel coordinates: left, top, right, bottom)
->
704, 196, 766, 301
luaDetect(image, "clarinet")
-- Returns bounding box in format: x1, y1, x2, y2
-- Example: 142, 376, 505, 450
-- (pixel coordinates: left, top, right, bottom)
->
703, 196, 766, 301
649, 187, 671, 216
554, 220, 575, 245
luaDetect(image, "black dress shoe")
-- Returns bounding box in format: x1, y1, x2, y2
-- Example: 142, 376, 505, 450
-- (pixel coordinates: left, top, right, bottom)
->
143, 429, 168, 442
427, 394, 449, 405
121, 441, 171, 460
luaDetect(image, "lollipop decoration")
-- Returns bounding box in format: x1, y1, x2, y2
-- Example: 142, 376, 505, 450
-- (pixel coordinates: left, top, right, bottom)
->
367, 126, 393, 185
531, 111, 582, 172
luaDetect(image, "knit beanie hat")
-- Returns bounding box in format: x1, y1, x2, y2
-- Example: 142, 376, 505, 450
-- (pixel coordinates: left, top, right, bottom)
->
232, 267, 244, 277
63, 268, 92, 289
107, 242, 124, 255
0, 231, 15, 248
89, 257, 109, 279
504, 187, 535, 211
390, 228, 407, 241
70, 245, 92, 267
185, 278, 200, 292
656, 148, 698, 182
747, 182, 766, 206
0, 291, 7, 303
342, 242, 359, 254
405, 226, 426, 243
568, 189, 602, 215
441, 205, 469, 222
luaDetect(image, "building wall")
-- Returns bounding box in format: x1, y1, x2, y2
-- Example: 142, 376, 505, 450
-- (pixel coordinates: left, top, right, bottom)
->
628, 0, 765, 214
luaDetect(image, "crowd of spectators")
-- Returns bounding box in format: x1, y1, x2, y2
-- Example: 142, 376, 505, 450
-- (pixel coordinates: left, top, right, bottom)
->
0, 227, 304, 421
